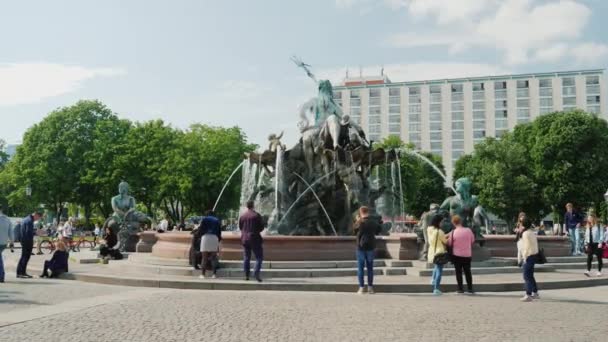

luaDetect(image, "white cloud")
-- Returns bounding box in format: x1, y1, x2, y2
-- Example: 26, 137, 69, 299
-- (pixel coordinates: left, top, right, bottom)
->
569, 42, 608, 65
391, 0, 496, 24
0, 63, 125, 106
215, 80, 272, 101
318, 62, 511, 84
385, 0, 594, 65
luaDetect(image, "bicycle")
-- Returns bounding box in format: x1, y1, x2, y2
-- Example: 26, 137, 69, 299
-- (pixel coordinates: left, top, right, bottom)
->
38, 236, 85, 254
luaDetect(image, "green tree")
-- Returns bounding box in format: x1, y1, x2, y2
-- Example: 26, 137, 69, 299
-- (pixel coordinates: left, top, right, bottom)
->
375, 136, 448, 218
454, 136, 542, 226
114, 120, 180, 218
80, 117, 132, 219
162, 125, 256, 220
515, 110, 608, 216
5, 100, 117, 222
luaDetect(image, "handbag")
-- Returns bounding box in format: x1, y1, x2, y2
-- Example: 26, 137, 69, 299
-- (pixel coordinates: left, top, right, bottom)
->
602, 243, 608, 259
432, 230, 449, 265
536, 248, 547, 264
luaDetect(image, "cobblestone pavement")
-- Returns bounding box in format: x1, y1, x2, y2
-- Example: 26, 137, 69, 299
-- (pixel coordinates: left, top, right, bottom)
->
0, 274, 606, 342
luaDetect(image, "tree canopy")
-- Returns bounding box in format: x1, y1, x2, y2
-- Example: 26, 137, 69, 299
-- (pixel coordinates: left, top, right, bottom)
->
375, 136, 448, 218
455, 110, 608, 225
1, 100, 255, 225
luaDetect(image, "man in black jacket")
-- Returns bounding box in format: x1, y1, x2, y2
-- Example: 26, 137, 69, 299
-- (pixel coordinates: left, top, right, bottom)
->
354, 206, 381, 294
17, 209, 44, 278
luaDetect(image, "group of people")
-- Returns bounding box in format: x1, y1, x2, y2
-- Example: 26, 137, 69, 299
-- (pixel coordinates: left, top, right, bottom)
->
0, 209, 69, 281
190, 200, 266, 282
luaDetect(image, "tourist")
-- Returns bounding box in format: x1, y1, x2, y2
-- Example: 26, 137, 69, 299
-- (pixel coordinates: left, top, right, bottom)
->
190, 225, 203, 270
158, 216, 169, 233
354, 206, 382, 295
583, 212, 603, 277
427, 214, 447, 295
0, 209, 13, 283
239, 200, 265, 282
61, 217, 75, 252
100, 227, 123, 260
199, 211, 222, 279
447, 215, 475, 294
419, 203, 439, 261
564, 203, 582, 256
519, 218, 540, 302
17, 209, 44, 278
515, 212, 526, 266
94, 224, 101, 238
40, 240, 69, 278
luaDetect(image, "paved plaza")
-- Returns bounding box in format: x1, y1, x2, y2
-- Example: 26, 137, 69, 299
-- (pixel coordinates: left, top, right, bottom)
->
0, 273, 606, 342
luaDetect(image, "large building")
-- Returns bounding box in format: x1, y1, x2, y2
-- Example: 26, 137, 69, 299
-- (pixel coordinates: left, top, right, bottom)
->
333, 69, 606, 180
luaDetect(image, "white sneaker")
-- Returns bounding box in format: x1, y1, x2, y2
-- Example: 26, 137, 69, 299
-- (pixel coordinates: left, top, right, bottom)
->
199, 275, 206, 279
357, 287, 365, 295
520, 295, 533, 302
596, 271, 602, 277
584, 271, 591, 277
531, 293, 540, 300
367, 287, 375, 295
212, 274, 217, 279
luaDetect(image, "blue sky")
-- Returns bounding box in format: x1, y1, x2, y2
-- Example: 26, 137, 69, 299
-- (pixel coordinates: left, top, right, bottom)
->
1, 0, 606, 147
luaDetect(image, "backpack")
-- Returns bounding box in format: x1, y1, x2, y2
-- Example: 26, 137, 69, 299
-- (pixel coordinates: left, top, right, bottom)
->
12, 222, 22, 243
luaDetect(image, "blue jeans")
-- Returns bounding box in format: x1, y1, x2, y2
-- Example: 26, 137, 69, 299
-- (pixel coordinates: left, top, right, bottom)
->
522, 255, 538, 295
356, 249, 374, 288
0, 245, 5, 281
569, 228, 580, 255
243, 242, 263, 278
431, 264, 443, 291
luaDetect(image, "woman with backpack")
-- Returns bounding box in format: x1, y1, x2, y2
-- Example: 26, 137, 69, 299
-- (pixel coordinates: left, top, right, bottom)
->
583, 212, 603, 277
427, 215, 448, 295
519, 218, 540, 302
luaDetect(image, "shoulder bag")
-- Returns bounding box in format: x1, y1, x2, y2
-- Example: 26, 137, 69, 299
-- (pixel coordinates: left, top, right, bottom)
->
432, 230, 449, 265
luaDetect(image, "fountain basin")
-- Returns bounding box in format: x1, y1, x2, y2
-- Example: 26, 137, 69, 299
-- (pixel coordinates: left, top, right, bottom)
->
150, 232, 571, 261
151, 232, 414, 261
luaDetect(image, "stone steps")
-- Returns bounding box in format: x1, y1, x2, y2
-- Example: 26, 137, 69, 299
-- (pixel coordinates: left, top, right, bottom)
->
413, 265, 555, 277
126, 254, 412, 269
110, 262, 404, 278
413, 259, 517, 269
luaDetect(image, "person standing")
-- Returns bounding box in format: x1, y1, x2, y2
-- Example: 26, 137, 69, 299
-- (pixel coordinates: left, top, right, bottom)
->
427, 214, 447, 295
62, 217, 75, 252
0, 209, 13, 283
239, 200, 265, 282
447, 215, 476, 294
519, 218, 540, 302
583, 213, 603, 277
190, 225, 203, 270
564, 203, 582, 256
354, 206, 381, 295
17, 210, 44, 278
419, 203, 439, 261
199, 211, 222, 279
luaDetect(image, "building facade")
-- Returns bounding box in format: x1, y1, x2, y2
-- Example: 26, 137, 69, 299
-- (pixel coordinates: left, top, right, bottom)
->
333, 69, 606, 180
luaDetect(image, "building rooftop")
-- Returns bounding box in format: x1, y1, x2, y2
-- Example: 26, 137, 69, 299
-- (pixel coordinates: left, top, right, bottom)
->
334, 68, 605, 89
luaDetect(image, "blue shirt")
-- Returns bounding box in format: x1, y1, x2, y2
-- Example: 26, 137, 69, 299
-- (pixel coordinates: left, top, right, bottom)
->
199, 216, 222, 241
564, 212, 581, 232
21, 215, 36, 242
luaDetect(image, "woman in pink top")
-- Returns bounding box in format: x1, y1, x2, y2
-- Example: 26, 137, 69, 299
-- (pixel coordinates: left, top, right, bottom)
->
447, 215, 476, 294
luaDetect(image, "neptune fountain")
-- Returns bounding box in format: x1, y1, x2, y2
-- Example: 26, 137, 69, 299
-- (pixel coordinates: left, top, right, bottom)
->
240, 57, 399, 236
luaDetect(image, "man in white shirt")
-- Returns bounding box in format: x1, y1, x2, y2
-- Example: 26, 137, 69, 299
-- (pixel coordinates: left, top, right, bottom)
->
0, 209, 13, 283
158, 217, 169, 233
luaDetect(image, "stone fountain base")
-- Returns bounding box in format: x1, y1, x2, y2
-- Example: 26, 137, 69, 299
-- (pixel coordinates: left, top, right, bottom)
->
149, 232, 571, 261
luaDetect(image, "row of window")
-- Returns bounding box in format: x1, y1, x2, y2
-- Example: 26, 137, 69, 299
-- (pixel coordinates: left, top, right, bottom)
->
338, 76, 600, 101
